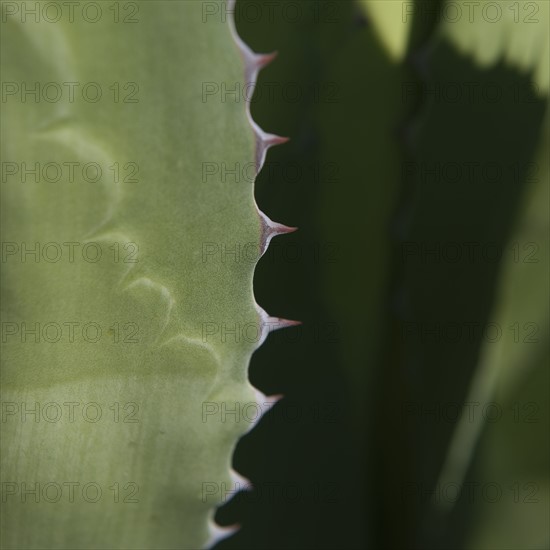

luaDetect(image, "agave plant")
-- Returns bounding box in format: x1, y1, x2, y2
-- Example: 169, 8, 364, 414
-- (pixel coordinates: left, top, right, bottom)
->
1, 1, 548, 549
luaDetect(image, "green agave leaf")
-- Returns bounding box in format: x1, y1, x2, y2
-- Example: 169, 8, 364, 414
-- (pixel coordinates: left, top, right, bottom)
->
0, 1, 291, 548
437, 108, 550, 495
358, 0, 414, 60
441, 0, 549, 93
409, 1, 549, 546
462, 108, 549, 550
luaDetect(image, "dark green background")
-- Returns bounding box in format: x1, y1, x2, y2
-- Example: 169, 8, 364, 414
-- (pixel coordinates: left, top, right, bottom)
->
215, 1, 548, 548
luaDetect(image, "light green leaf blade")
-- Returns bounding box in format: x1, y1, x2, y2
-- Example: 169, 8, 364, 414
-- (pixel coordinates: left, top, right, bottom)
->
442, 0, 549, 93
358, 0, 414, 60
0, 1, 273, 548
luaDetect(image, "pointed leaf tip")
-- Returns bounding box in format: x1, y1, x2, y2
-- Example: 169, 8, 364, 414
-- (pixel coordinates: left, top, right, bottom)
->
279, 224, 298, 234
258, 213, 297, 256
270, 222, 298, 236
254, 128, 290, 172
253, 51, 278, 69
259, 210, 297, 233
253, 388, 284, 409
206, 521, 240, 549
229, 468, 253, 491
265, 393, 284, 407
268, 317, 302, 330
262, 133, 290, 147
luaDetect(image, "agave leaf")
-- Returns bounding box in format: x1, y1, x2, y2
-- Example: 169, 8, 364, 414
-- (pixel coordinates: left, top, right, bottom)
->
441, 0, 549, 94
462, 107, 549, 550
406, 1, 549, 546
0, 1, 285, 548
358, 0, 414, 60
